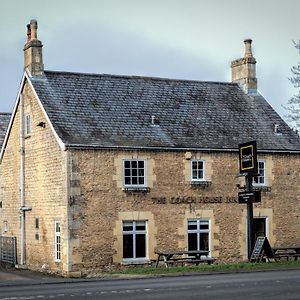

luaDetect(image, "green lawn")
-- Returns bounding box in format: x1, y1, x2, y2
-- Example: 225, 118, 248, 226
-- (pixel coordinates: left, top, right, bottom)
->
110, 260, 300, 276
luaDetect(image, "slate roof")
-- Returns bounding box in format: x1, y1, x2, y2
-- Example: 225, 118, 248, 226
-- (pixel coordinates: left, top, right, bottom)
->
0, 113, 11, 149
30, 70, 300, 152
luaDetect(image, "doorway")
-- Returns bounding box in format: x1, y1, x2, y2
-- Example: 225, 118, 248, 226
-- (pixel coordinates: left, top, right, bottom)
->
253, 217, 266, 242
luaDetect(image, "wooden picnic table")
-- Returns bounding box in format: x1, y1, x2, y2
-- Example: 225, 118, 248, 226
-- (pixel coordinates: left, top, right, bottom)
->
272, 246, 300, 261
155, 250, 214, 268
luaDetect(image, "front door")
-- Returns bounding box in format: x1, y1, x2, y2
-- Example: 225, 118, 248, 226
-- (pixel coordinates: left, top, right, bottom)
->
253, 217, 266, 242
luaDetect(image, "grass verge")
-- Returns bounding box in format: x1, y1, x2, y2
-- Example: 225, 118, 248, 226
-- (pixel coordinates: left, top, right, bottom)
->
110, 260, 300, 276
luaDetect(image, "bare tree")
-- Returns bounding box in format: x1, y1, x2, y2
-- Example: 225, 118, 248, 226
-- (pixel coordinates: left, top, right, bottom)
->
284, 41, 300, 130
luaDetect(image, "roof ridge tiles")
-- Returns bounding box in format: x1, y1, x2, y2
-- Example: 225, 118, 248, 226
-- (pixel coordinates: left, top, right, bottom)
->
43, 69, 238, 86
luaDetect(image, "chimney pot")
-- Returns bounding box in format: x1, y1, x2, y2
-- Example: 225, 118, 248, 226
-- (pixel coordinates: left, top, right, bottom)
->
30, 19, 38, 40
244, 39, 253, 58
26, 24, 31, 42
23, 19, 44, 76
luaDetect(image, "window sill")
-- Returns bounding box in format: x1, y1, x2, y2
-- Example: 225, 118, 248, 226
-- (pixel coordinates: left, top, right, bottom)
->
252, 185, 271, 192
123, 187, 150, 193
190, 181, 211, 188
122, 259, 150, 265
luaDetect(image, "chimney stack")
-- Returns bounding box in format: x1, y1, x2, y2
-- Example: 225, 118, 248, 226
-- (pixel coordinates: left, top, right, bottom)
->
23, 20, 44, 76
231, 39, 257, 94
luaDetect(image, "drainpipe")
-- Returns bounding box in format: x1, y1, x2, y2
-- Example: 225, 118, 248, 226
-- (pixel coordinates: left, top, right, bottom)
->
19, 94, 25, 265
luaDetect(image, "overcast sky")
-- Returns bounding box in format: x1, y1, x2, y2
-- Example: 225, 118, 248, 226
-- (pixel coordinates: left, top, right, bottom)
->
1, 0, 300, 122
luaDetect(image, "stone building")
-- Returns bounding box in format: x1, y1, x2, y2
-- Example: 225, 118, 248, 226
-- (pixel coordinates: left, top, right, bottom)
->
0, 20, 300, 277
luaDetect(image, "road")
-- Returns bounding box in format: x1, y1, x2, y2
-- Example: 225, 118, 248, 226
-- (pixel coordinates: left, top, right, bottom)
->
0, 269, 300, 299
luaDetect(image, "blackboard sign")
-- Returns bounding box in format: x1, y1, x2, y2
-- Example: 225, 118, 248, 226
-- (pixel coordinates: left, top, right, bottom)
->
250, 237, 274, 262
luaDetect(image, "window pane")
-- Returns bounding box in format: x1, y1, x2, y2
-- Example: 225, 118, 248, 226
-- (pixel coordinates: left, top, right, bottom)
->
132, 169, 137, 176
131, 161, 137, 168
136, 221, 146, 231
200, 221, 209, 230
124, 161, 130, 168
192, 161, 197, 170
138, 168, 144, 176
188, 220, 197, 230
123, 235, 133, 258
124, 169, 131, 176
132, 177, 138, 185
138, 177, 144, 185
192, 170, 197, 179
123, 222, 133, 231
136, 234, 146, 258
124, 176, 131, 185
188, 233, 198, 251
198, 170, 203, 179
200, 232, 209, 251
138, 161, 144, 168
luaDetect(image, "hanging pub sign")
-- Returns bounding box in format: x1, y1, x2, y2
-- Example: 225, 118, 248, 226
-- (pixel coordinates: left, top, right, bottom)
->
239, 141, 258, 175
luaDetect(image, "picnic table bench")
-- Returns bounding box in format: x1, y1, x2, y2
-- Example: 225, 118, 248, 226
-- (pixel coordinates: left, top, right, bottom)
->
155, 250, 215, 268
273, 246, 300, 261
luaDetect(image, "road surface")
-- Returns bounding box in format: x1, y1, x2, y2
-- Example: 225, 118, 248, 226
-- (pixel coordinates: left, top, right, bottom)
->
0, 269, 299, 299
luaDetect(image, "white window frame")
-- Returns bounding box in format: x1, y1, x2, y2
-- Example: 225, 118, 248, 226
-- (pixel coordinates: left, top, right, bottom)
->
122, 159, 147, 187
54, 221, 61, 262
253, 160, 266, 186
25, 113, 31, 136
122, 220, 148, 261
3, 221, 8, 233
191, 160, 205, 181
187, 219, 211, 256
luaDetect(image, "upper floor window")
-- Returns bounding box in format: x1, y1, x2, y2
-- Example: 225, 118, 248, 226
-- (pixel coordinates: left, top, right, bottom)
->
123, 160, 146, 187
253, 160, 266, 185
25, 113, 31, 136
191, 160, 205, 181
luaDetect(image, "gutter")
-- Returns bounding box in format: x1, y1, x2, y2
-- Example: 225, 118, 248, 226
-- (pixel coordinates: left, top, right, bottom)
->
63, 143, 300, 155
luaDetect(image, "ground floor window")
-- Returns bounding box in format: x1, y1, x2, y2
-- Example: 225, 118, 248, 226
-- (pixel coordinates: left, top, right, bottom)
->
54, 221, 61, 262
187, 219, 210, 252
123, 220, 147, 260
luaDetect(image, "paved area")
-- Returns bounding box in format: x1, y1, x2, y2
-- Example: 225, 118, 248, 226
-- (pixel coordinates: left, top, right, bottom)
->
0, 265, 68, 286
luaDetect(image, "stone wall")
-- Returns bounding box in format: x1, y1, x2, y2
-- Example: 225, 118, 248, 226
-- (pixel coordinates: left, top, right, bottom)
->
0, 80, 68, 274
68, 149, 300, 274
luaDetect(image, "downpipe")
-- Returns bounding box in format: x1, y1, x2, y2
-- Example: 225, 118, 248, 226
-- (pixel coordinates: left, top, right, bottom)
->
19, 94, 25, 266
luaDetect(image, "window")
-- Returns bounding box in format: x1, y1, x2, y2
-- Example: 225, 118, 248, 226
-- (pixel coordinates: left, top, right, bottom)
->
123, 221, 147, 260
35, 218, 39, 229
54, 221, 61, 262
191, 160, 205, 181
3, 221, 8, 233
253, 160, 266, 185
187, 219, 210, 252
123, 160, 146, 187
25, 113, 31, 135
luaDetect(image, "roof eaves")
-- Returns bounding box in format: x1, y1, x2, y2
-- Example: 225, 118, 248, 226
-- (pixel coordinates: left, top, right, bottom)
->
64, 143, 300, 154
